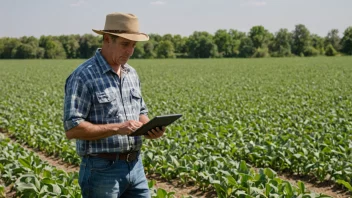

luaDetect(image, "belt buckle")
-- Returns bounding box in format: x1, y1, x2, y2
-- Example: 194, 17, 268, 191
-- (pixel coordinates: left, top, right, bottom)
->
126, 153, 132, 162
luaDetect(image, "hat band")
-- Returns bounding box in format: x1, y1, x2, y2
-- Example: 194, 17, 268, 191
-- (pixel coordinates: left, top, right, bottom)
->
104, 30, 139, 34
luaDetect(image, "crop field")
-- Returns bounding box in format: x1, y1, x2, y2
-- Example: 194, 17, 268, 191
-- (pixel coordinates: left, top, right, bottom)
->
0, 57, 351, 197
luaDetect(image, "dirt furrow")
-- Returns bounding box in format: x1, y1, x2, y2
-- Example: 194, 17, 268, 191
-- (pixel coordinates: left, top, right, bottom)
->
0, 130, 350, 198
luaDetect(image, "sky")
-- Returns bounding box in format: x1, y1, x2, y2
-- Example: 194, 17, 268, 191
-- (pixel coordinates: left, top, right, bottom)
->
0, 0, 351, 38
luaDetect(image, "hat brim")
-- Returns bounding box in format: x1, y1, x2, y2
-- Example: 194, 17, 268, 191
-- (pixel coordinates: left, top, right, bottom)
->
92, 29, 149, 41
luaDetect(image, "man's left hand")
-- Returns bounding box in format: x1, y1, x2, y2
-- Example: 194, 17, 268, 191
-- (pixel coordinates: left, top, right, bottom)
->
144, 127, 166, 139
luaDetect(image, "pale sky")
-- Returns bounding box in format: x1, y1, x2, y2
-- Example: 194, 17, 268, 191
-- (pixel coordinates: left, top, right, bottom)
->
1, 0, 351, 38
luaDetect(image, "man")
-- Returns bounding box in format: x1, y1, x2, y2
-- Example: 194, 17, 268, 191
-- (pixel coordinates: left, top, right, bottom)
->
63, 12, 165, 198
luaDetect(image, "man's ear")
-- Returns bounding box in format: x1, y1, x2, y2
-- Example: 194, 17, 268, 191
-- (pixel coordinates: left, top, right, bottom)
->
103, 34, 110, 44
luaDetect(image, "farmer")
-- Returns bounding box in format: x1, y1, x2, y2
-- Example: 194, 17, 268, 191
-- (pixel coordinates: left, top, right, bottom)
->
63, 12, 165, 197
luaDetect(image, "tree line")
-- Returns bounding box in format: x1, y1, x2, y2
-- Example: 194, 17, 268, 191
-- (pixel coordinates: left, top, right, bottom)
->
1, 24, 352, 59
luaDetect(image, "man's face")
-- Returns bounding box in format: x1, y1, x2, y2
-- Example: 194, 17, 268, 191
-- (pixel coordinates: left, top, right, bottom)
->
108, 36, 136, 66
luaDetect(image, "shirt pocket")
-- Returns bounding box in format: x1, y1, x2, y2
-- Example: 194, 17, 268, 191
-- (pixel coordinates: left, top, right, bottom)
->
130, 88, 141, 113
96, 90, 117, 103
95, 89, 119, 118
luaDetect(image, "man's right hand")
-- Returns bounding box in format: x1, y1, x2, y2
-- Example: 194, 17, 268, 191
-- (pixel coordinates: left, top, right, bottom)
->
116, 120, 143, 135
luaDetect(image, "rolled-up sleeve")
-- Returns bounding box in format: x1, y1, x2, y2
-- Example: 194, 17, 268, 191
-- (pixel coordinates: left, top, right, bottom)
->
63, 74, 91, 131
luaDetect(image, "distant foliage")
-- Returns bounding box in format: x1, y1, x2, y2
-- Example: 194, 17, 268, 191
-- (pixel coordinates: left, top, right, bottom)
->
325, 44, 338, 56
1, 25, 352, 59
304, 46, 320, 57
341, 27, 352, 55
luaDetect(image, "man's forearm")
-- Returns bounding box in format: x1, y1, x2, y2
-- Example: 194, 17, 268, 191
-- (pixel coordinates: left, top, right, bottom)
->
65, 121, 121, 140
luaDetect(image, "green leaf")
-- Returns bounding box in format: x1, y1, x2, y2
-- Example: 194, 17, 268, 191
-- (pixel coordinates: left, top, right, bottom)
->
51, 184, 62, 194
18, 158, 31, 169
239, 160, 249, 174
16, 182, 38, 192
156, 188, 167, 198
283, 181, 293, 197
265, 183, 271, 197
148, 180, 156, 189
213, 183, 225, 196
227, 175, 238, 186
297, 180, 306, 194
264, 168, 276, 179
336, 179, 352, 191
169, 155, 180, 167
41, 178, 55, 185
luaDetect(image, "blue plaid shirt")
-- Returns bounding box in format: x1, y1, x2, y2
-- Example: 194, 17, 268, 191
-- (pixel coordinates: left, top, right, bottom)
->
63, 49, 148, 156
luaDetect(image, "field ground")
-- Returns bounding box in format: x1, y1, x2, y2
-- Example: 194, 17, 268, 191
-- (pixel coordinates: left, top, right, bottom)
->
0, 57, 351, 197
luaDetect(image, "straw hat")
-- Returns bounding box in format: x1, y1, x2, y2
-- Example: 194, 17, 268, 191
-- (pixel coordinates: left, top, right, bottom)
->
92, 12, 149, 41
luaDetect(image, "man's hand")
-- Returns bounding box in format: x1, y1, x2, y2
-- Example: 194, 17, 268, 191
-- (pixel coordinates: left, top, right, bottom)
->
144, 126, 166, 139
117, 120, 143, 135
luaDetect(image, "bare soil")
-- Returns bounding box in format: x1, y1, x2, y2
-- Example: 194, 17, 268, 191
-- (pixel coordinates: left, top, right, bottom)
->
279, 172, 350, 198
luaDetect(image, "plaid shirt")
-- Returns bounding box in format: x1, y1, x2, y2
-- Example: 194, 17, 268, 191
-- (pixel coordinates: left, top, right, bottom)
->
63, 49, 148, 156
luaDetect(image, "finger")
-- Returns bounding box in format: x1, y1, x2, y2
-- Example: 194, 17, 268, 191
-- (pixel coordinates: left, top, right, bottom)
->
134, 121, 143, 128
128, 126, 135, 132
152, 129, 162, 138
137, 121, 144, 127
147, 131, 156, 138
130, 123, 139, 130
132, 120, 143, 127
155, 129, 163, 134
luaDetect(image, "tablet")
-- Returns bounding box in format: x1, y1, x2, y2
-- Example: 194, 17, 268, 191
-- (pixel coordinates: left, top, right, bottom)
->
129, 114, 182, 136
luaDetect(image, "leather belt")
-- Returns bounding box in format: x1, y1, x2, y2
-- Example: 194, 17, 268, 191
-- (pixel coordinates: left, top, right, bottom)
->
89, 151, 139, 162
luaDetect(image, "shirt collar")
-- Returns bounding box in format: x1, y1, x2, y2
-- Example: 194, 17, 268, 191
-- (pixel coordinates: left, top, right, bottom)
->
94, 48, 131, 74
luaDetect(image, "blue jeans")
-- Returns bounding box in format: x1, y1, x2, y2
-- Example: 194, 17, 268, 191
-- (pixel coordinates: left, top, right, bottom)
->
78, 154, 150, 198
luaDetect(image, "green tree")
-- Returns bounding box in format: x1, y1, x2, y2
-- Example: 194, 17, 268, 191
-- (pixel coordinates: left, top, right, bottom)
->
311, 34, 324, 55
304, 46, 319, 57
79, 34, 101, 58
156, 40, 175, 58
228, 29, 246, 57
270, 28, 292, 57
19, 36, 45, 58
162, 34, 173, 41
186, 31, 218, 58
1, 38, 21, 58
20, 36, 39, 48
239, 37, 255, 58
36, 47, 45, 59
15, 44, 37, 59
253, 47, 270, 58
143, 42, 156, 58
324, 29, 341, 51
59, 35, 80, 59
325, 44, 338, 56
249, 26, 272, 49
172, 34, 187, 57
340, 26, 352, 55
214, 29, 231, 57
0, 39, 4, 58
149, 34, 162, 42
39, 36, 66, 59
292, 24, 311, 56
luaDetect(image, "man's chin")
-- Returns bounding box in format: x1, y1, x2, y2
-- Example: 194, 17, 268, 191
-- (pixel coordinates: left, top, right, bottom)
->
120, 58, 129, 65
